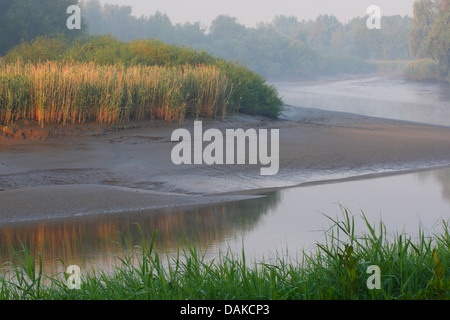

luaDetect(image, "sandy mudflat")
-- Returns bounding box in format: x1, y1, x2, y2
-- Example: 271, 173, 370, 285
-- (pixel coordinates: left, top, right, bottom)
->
1, 105, 450, 224
0, 185, 258, 224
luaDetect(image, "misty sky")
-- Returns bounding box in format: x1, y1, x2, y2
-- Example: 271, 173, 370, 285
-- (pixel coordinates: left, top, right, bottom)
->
98, 0, 415, 27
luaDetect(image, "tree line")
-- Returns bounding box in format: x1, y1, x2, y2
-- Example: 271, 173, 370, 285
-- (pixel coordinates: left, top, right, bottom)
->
77, 0, 414, 77
0, 0, 83, 55
408, 0, 449, 81
0, 0, 448, 80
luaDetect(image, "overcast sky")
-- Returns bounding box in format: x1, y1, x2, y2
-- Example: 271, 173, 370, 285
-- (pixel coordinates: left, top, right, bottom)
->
98, 0, 415, 27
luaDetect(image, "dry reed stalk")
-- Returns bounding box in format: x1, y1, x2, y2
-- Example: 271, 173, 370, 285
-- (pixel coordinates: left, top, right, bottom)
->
0, 61, 233, 126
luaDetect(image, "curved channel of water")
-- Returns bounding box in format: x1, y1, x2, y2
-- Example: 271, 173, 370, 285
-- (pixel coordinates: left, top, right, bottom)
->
273, 76, 450, 127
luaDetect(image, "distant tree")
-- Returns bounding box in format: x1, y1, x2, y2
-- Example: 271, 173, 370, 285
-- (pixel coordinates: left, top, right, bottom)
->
329, 26, 346, 55
209, 15, 247, 40
381, 15, 413, 60
272, 15, 300, 38
426, 0, 450, 78
206, 15, 248, 66
73, 1, 414, 77
144, 11, 175, 43
409, 0, 438, 58
352, 20, 384, 59
282, 39, 319, 75
80, 1, 174, 43
347, 15, 412, 60
79, 0, 103, 34
0, 0, 84, 55
173, 22, 207, 48
308, 15, 342, 53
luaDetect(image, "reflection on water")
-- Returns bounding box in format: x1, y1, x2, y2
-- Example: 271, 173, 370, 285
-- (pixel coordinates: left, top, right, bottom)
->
273, 76, 450, 127
1, 167, 449, 275
0, 193, 280, 274
417, 168, 450, 205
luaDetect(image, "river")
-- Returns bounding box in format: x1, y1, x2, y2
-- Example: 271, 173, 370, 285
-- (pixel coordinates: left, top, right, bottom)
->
272, 75, 450, 127
1, 75, 449, 275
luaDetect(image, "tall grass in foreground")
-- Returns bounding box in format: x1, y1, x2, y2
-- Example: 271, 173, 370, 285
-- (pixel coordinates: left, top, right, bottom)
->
0, 61, 234, 127
0, 209, 448, 300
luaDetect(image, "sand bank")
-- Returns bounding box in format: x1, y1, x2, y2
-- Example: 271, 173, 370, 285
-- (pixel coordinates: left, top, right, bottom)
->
1, 105, 450, 224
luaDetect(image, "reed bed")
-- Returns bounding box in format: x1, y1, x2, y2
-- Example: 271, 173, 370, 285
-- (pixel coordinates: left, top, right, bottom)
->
0, 61, 234, 127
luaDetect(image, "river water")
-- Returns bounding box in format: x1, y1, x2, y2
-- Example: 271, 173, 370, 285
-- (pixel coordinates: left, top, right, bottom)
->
1, 75, 449, 275
273, 75, 450, 127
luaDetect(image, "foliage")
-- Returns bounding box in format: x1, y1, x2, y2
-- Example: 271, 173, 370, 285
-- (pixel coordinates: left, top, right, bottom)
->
409, 0, 450, 81
1, 0, 416, 78
0, 0, 85, 55
79, 1, 410, 77
426, 0, 450, 80
409, 0, 438, 59
403, 59, 440, 81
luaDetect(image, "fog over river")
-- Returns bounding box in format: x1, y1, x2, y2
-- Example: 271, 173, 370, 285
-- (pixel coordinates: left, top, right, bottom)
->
272, 76, 450, 127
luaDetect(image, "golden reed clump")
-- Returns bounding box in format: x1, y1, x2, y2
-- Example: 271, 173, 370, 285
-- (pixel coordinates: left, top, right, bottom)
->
0, 61, 234, 127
